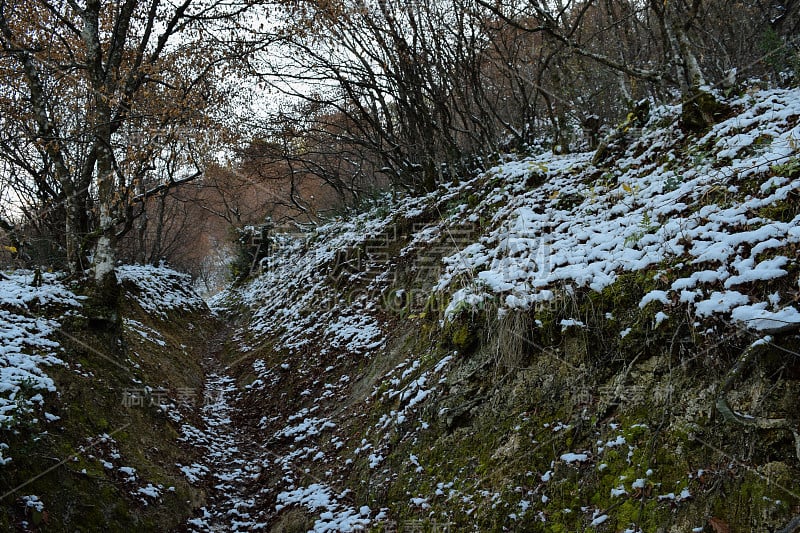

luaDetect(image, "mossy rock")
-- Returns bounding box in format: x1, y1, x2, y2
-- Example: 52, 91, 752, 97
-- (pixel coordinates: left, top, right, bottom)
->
441, 312, 481, 353
681, 90, 731, 133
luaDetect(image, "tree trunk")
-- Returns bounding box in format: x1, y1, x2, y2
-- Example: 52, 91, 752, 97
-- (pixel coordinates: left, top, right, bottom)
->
63, 183, 82, 275
82, 0, 118, 290
676, 36, 703, 88
93, 129, 118, 289
88, 134, 122, 328
655, 0, 729, 132
149, 193, 168, 265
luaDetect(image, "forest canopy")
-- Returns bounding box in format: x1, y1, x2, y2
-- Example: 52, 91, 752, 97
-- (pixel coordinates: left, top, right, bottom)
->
1, 0, 798, 285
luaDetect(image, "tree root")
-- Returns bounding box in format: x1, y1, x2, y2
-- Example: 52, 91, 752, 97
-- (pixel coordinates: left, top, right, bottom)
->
777, 515, 800, 533
715, 336, 800, 462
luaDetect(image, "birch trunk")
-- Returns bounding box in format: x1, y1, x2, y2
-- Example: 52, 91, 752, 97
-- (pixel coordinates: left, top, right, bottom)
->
83, 0, 118, 289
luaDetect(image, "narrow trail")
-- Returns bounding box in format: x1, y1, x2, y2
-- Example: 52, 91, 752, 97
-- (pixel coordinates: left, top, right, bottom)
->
175, 305, 378, 533
178, 325, 270, 531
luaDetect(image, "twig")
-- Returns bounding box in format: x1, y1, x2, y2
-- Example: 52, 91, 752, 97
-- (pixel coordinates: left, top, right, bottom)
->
715, 336, 800, 461
777, 515, 800, 533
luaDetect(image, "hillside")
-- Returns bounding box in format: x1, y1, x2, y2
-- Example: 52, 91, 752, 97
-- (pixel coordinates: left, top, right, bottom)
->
2, 86, 800, 532
196, 86, 800, 531
0, 266, 216, 530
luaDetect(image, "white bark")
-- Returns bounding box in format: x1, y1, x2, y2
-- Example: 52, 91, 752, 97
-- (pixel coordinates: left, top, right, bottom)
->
672, 19, 706, 89
94, 234, 116, 282
94, 206, 116, 283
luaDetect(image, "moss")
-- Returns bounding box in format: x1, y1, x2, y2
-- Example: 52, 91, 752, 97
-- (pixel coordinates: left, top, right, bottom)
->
449, 322, 475, 351
612, 499, 665, 531
757, 194, 800, 222
524, 168, 548, 189
596, 270, 659, 312
681, 90, 731, 133
554, 192, 585, 210
345, 247, 793, 528
0, 285, 211, 531
441, 311, 481, 354
271, 507, 313, 532
707, 467, 798, 531
770, 156, 800, 179
342, 301, 798, 529
562, 333, 589, 365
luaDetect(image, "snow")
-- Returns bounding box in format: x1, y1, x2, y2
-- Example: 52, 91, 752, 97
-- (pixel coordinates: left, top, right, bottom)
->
601, 435, 626, 451
117, 264, 206, 318
724, 256, 789, 287
178, 463, 209, 483
560, 318, 586, 330
179, 372, 265, 529
731, 305, 800, 332
274, 415, 336, 443
324, 313, 384, 354
276, 484, 370, 532
658, 488, 691, 502
428, 88, 800, 337
0, 271, 85, 308
124, 318, 168, 346
137, 483, 161, 499
182, 85, 800, 531
640, 290, 670, 308
694, 291, 751, 318
0, 272, 83, 464
560, 452, 590, 464
22, 495, 44, 512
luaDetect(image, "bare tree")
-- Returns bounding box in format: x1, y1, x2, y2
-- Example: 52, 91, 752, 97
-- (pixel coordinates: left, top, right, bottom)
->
0, 0, 257, 293
255, 0, 506, 192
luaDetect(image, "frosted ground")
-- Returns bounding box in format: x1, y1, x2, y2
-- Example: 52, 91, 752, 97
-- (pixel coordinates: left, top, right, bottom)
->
3, 86, 799, 531
196, 87, 800, 530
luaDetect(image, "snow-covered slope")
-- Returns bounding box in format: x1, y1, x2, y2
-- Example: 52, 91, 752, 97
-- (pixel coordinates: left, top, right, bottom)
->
206, 87, 800, 532
232, 87, 799, 341
437, 88, 800, 332
0, 272, 83, 464
1, 265, 213, 530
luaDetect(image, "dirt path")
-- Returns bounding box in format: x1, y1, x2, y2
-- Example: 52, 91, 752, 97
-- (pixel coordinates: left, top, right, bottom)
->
177, 326, 271, 531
